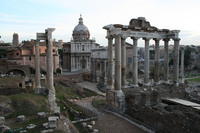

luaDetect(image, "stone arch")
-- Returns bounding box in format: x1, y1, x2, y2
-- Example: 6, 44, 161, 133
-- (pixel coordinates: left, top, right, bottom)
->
6, 69, 26, 76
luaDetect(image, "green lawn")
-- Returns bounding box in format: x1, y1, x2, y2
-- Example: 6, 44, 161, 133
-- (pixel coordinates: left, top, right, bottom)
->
187, 77, 200, 83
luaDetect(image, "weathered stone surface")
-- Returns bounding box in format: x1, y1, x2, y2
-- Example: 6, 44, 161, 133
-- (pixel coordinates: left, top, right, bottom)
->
26, 124, 36, 129
48, 116, 59, 128
82, 122, 87, 127
16, 115, 25, 122
93, 129, 99, 133
91, 120, 95, 125
40, 129, 54, 133
37, 112, 47, 118
0, 116, 5, 125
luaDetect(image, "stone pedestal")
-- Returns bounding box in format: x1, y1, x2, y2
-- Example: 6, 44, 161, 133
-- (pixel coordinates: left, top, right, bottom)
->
106, 90, 125, 112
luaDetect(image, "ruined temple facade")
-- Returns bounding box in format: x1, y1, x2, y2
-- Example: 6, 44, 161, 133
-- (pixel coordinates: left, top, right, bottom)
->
62, 16, 100, 72
103, 17, 183, 112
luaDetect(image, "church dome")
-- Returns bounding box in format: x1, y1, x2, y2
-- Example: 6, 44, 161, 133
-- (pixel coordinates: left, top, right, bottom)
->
72, 15, 90, 41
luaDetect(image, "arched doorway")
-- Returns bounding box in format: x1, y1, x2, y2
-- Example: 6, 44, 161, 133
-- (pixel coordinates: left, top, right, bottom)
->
6, 69, 26, 76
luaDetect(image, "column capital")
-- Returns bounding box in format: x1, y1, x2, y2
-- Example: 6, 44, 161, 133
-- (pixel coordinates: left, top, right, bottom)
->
106, 35, 113, 39
173, 38, 181, 41
143, 37, 151, 41
153, 38, 161, 42
163, 38, 170, 42
131, 37, 140, 40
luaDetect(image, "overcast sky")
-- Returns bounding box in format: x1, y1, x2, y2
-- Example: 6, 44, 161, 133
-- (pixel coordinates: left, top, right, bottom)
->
0, 0, 200, 46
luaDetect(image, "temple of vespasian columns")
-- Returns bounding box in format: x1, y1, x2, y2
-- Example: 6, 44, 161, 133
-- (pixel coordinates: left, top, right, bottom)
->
103, 17, 182, 112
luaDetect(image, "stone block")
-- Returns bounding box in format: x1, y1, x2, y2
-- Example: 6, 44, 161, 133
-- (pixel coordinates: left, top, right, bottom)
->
37, 112, 47, 118
43, 122, 49, 128
87, 124, 93, 130
48, 116, 59, 128
16, 115, 25, 122
93, 129, 99, 133
26, 124, 36, 129
41, 129, 54, 133
91, 120, 95, 125
82, 122, 87, 127
0, 116, 5, 126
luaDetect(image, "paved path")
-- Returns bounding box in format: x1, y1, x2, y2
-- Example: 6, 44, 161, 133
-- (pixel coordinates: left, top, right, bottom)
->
77, 81, 105, 96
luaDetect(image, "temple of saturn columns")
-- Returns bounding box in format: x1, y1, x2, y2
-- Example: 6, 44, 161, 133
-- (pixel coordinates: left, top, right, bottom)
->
35, 28, 60, 114
103, 17, 182, 112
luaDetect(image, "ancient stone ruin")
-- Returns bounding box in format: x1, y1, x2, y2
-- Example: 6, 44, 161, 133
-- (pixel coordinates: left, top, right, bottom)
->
103, 17, 184, 112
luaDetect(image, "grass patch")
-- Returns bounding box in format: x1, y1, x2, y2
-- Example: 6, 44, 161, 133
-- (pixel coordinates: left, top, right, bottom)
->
7, 93, 48, 117
55, 83, 98, 100
187, 77, 200, 83
92, 98, 106, 110
74, 123, 89, 133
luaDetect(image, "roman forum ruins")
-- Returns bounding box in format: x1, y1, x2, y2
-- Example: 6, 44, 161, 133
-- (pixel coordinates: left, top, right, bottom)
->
35, 28, 60, 113
103, 17, 183, 112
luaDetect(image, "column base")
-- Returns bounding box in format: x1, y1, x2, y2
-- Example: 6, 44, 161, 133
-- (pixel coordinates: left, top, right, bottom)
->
128, 84, 139, 88
49, 102, 60, 114
143, 82, 151, 87
106, 90, 125, 113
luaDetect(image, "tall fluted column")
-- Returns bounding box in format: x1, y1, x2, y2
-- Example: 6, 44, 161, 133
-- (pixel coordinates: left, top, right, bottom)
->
115, 35, 121, 90
132, 37, 139, 86
121, 37, 126, 88
35, 40, 41, 93
173, 38, 180, 85
180, 47, 184, 83
107, 36, 114, 90
46, 28, 59, 113
164, 38, 170, 82
154, 38, 160, 82
144, 38, 150, 84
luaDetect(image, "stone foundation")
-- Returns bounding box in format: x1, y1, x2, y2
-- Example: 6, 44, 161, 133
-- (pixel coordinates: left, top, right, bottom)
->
106, 90, 125, 112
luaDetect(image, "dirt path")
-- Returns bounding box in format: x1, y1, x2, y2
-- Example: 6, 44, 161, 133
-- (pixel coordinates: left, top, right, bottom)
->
74, 96, 147, 133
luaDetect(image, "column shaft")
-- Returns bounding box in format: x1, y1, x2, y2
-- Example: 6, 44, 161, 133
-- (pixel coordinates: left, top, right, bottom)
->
132, 37, 138, 85
121, 37, 126, 87
164, 39, 169, 81
46, 28, 58, 113
144, 38, 150, 84
181, 47, 184, 83
35, 41, 41, 92
154, 39, 160, 82
173, 38, 180, 84
107, 37, 114, 90
115, 36, 121, 90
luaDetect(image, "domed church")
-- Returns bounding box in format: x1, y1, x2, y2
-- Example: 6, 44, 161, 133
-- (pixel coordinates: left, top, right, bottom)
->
62, 15, 100, 72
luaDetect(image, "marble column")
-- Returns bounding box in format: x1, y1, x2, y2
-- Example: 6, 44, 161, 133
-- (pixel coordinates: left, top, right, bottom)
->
132, 37, 139, 86
173, 38, 180, 85
180, 47, 184, 83
143, 38, 150, 84
163, 38, 170, 82
46, 28, 59, 113
154, 38, 160, 82
115, 35, 122, 90
107, 36, 114, 90
121, 37, 126, 88
35, 40, 41, 93
104, 60, 107, 84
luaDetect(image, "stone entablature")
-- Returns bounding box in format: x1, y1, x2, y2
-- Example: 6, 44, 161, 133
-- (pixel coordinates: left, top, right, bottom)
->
103, 17, 183, 112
